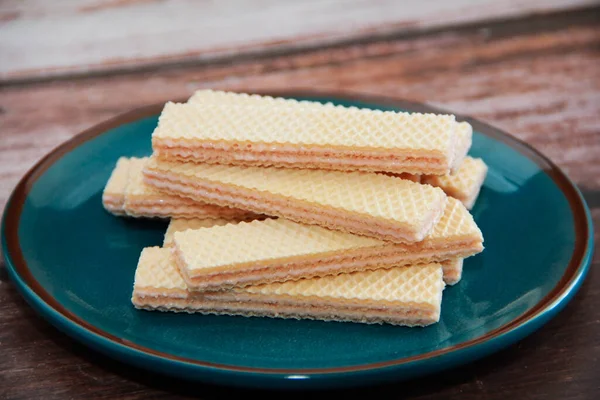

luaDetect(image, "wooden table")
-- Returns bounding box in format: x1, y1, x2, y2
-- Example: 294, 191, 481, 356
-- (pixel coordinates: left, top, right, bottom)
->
1, 1, 599, 398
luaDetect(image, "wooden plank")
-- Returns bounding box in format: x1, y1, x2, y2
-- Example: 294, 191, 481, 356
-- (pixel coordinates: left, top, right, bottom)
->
0, 11, 599, 214
0, 0, 595, 81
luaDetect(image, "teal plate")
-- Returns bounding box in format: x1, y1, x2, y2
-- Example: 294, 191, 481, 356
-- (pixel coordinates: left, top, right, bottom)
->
1, 91, 594, 389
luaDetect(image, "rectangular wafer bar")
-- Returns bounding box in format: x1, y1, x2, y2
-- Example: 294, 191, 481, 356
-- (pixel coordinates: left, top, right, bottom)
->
143, 157, 447, 243
187, 90, 472, 173
170, 197, 482, 290
132, 247, 445, 326
165, 217, 466, 286
423, 157, 488, 209
190, 90, 474, 173
101, 156, 259, 220
152, 100, 461, 175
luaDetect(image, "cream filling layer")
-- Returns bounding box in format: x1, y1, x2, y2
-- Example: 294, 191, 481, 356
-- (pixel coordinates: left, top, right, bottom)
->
159, 152, 447, 174
155, 144, 446, 170
154, 138, 449, 158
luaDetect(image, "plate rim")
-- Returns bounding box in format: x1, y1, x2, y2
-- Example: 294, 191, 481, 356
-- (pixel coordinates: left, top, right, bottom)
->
1, 89, 594, 384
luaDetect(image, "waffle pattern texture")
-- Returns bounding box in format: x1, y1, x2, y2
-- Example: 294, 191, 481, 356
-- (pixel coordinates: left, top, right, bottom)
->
133, 247, 444, 326
163, 218, 238, 247
101, 156, 258, 220
182, 90, 473, 173
169, 198, 482, 289
134, 247, 188, 294
156, 98, 456, 150
144, 157, 447, 243
188, 89, 342, 108
451, 122, 473, 171
424, 157, 488, 209
105, 89, 488, 327
187, 90, 462, 135
152, 92, 460, 174
102, 157, 131, 215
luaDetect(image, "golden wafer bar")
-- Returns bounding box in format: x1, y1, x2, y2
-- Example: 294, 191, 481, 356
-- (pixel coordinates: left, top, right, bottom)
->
144, 157, 447, 243
189, 90, 472, 172
166, 217, 466, 286
132, 247, 445, 327
186, 90, 472, 174
170, 197, 482, 290
423, 157, 488, 209
152, 100, 460, 175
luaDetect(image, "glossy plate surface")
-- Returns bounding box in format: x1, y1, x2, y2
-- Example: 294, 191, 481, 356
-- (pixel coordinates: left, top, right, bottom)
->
1, 91, 593, 389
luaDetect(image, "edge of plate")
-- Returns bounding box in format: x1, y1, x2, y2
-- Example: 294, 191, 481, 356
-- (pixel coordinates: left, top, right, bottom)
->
1, 89, 594, 388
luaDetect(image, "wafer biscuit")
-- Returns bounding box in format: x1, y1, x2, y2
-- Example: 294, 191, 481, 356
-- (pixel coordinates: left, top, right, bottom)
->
152, 100, 460, 175
187, 90, 471, 172
165, 217, 466, 286
102, 157, 131, 215
423, 157, 488, 209
144, 157, 447, 243
170, 197, 482, 290
122, 157, 257, 220
132, 247, 445, 326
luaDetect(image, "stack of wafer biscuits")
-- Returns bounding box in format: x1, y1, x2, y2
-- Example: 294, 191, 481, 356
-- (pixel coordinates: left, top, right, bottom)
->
103, 90, 487, 327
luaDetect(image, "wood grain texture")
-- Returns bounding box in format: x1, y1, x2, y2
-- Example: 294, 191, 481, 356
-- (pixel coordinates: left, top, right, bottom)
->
0, 0, 595, 81
1, 7, 600, 399
1, 8, 599, 213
